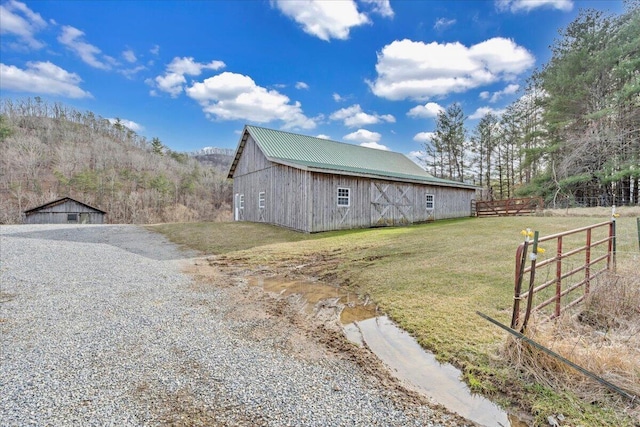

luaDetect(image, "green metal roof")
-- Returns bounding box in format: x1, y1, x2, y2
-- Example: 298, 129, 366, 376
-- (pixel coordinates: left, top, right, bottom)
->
228, 125, 475, 189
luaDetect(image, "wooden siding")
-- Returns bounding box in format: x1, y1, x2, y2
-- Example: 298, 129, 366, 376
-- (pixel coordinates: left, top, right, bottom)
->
24, 200, 105, 224
233, 135, 272, 176
310, 174, 370, 232
431, 185, 475, 220
232, 137, 312, 231
309, 177, 475, 232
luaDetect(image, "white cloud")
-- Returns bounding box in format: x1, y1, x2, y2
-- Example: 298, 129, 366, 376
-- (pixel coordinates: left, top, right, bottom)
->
330, 104, 395, 127
153, 57, 226, 97
119, 65, 146, 79
273, 0, 370, 41
488, 83, 520, 102
413, 132, 436, 143
333, 92, 344, 102
496, 0, 573, 13
469, 106, 506, 119
186, 71, 316, 130
0, 0, 47, 49
479, 91, 490, 100
343, 128, 381, 144
360, 141, 389, 150
316, 134, 331, 139
150, 45, 160, 55
166, 57, 225, 75
0, 61, 91, 98
434, 17, 456, 30
295, 81, 309, 90
360, 0, 394, 18
407, 102, 444, 119
407, 150, 426, 166
122, 49, 137, 63
58, 25, 115, 70
155, 73, 186, 97
108, 118, 143, 132
368, 37, 535, 101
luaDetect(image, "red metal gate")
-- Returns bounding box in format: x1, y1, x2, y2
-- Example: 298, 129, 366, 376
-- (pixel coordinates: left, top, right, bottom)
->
511, 220, 616, 331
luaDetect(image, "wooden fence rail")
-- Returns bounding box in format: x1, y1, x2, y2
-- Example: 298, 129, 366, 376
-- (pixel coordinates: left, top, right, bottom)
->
511, 220, 616, 331
475, 197, 543, 217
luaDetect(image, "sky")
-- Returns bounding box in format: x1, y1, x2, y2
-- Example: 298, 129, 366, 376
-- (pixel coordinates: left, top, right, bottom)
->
0, 0, 625, 160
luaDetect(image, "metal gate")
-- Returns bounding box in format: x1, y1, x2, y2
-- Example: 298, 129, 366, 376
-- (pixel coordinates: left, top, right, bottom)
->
512, 220, 615, 331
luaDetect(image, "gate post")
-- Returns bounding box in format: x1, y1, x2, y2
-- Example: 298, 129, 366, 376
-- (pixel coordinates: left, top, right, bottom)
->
585, 228, 592, 295
555, 236, 563, 319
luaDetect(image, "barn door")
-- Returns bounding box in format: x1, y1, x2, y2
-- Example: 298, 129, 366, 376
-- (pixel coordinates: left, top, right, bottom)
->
80, 213, 90, 224
370, 182, 413, 226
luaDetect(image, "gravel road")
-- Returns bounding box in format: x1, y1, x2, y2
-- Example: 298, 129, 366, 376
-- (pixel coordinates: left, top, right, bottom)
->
0, 224, 454, 426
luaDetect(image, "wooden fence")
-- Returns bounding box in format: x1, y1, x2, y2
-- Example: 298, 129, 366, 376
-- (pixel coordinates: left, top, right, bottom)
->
475, 197, 543, 217
511, 220, 616, 331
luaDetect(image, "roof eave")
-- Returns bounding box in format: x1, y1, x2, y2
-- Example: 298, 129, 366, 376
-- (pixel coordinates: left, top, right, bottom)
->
226, 125, 250, 179
267, 159, 476, 190
24, 197, 107, 214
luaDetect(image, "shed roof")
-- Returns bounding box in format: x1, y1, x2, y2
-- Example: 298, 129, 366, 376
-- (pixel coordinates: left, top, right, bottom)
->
228, 125, 475, 189
24, 197, 106, 215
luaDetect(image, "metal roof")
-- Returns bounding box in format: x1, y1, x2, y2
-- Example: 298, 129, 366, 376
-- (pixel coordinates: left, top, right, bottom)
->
228, 125, 476, 189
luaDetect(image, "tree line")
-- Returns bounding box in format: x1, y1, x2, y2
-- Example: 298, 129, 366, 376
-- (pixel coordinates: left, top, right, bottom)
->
0, 97, 233, 224
423, 4, 639, 207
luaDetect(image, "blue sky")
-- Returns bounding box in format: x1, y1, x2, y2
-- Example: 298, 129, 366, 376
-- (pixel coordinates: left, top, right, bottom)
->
0, 0, 624, 159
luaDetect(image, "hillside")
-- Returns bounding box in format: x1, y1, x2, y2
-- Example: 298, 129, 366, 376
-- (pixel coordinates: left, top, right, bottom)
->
191, 147, 235, 174
0, 98, 232, 224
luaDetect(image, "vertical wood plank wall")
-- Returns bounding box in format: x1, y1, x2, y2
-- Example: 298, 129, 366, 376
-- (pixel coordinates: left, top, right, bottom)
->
310, 174, 370, 232
232, 136, 311, 231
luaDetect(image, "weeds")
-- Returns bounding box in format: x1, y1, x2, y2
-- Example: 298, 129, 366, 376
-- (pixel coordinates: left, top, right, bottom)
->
503, 260, 640, 425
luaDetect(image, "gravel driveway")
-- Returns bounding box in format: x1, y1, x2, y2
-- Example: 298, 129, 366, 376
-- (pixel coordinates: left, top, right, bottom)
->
0, 224, 449, 426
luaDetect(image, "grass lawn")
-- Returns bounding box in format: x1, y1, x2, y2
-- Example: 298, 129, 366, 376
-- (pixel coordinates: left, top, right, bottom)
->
148, 212, 639, 426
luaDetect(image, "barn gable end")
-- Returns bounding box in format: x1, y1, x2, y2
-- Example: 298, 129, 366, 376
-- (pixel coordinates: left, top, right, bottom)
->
24, 197, 106, 224
228, 125, 476, 233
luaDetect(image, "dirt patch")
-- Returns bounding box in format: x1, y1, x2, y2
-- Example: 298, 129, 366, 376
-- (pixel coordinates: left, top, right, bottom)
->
182, 255, 475, 427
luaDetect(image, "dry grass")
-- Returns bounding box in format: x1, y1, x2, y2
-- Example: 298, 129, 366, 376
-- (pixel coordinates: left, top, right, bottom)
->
504, 259, 640, 423
543, 205, 640, 218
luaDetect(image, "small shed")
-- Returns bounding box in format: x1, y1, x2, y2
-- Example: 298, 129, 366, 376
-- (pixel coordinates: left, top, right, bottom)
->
227, 125, 476, 233
24, 197, 106, 224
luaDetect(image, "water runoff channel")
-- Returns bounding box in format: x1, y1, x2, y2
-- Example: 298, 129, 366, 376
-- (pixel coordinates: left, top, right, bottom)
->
254, 276, 530, 427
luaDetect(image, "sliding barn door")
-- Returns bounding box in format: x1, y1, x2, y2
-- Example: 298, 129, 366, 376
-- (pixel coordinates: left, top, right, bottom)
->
370, 182, 413, 226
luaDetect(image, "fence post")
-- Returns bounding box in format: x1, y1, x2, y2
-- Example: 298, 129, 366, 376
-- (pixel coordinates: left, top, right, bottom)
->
521, 231, 539, 332
512, 230, 531, 329
611, 206, 617, 272
555, 236, 563, 319
585, 228, 591, 295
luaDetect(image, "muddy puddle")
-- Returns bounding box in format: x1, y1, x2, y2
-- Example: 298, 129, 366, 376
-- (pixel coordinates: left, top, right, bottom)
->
250, 276, 378, 323
252, 276, 529, 427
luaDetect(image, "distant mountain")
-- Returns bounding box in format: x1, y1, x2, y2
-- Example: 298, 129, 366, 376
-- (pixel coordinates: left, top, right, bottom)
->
191, 147, 235, 173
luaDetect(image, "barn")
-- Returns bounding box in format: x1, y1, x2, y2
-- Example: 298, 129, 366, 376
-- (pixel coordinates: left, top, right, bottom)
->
24, 197, 106, 224
227, 125, 476, 233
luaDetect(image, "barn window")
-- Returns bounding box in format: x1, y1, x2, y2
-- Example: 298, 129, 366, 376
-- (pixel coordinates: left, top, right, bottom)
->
426, 194, 435, 210
239, 194, 245, 209
258, 192, 265, 209
337, 187, 350, 207
67, 213, 78, 221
